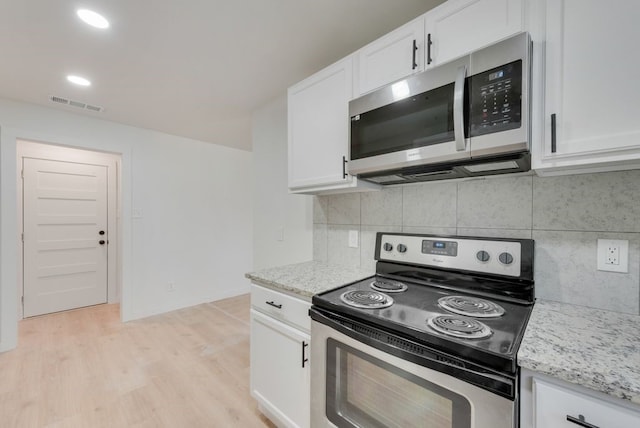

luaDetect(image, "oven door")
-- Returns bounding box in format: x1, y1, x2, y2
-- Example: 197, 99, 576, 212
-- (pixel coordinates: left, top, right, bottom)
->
311, 316, 516, 428
348, 56, 471, 176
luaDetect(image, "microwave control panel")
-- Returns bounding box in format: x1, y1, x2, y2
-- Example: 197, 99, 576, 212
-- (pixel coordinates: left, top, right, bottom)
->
469, 60, 522, 137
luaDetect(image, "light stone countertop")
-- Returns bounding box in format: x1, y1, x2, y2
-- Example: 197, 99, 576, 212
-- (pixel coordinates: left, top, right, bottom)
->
245, 261, 375, 301
518, 299, 640, 405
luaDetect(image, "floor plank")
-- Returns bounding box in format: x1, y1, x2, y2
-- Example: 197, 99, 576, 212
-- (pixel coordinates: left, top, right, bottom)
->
0, 295, 275, 427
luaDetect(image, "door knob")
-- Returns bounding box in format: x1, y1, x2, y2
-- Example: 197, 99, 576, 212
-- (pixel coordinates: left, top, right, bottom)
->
99, 240, 106, 245
99, 230, 105, 235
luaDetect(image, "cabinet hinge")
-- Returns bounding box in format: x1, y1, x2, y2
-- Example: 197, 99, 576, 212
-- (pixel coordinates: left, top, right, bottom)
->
21, 296, 24, 304
21, 169, 24, 179
21, 233, 24, 242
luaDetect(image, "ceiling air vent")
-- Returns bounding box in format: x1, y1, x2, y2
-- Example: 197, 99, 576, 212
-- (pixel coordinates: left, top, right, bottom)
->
49, 95, 104, 113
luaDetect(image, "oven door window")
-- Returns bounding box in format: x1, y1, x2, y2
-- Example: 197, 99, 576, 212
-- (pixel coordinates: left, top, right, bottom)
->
350, 83, 456, 160
326, 339, 470, 428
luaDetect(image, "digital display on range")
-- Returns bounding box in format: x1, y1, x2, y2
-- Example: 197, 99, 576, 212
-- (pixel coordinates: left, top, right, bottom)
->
422, 240, 458, 256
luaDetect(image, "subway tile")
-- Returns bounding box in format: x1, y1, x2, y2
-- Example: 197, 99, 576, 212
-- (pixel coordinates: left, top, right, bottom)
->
361, 187, 402, 226
457, 175, 533, 229
313, 196, 328, 224
532, 230, 640, 315
360, 225, 402, 272
533, 170, 640, 232
313, 224, 328, 262
327, 193, 360, 225
402, 182, 457, 228
327, 225, 361, 267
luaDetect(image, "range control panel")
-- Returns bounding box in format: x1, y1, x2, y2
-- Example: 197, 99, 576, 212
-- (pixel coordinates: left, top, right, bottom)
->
378, 233, 524, 278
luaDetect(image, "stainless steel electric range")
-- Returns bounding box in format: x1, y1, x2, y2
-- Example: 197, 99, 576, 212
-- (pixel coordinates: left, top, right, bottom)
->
310, 232, 534, 428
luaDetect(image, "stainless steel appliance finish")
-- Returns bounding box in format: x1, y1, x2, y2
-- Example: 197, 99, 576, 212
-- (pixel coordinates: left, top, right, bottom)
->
348, 32, 531, 185
310, 233, 535, 428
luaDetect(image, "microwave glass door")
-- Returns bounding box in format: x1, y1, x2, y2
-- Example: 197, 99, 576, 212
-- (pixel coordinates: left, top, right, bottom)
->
325, 338, 471, 428
350, 83, 457, 160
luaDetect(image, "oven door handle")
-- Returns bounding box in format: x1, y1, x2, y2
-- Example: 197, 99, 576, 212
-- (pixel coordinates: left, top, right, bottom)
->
453, 65, 467, 152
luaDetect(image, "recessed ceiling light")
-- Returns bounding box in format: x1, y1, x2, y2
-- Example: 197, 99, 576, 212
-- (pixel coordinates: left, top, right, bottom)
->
76, 9, 110, 29
67, 75, 92, 87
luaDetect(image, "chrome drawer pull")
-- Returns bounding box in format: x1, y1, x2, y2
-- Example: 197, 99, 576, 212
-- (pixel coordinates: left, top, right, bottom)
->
566, 414, 599, 428
265, 301, 282, 309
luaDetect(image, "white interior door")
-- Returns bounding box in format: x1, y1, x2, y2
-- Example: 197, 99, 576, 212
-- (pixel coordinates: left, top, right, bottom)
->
23, 158, 108, 317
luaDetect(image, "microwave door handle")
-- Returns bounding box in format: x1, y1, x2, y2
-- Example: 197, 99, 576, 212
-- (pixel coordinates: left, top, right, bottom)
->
453, 65, 467, 151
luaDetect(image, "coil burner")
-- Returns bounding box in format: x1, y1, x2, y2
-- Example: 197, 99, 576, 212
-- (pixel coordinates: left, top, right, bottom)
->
340, 290, 394, 309
427, 315, 492, 339
370, 279, 408, 293
438, 295, 505, 318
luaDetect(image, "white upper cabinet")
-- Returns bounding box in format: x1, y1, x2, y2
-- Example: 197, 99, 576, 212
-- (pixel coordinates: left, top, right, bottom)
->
533, 0, 640, 174
288, 57, 379, 194
288, 57, 353, 191
355, 17, 425, 96
425, 0, 523, 67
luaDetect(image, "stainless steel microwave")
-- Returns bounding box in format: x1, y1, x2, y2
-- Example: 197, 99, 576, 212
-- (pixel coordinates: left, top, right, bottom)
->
349, 32, 531, 185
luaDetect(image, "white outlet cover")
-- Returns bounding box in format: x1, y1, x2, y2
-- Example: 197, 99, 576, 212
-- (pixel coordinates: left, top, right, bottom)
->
348, 230, 359, 248
597, 239, 629, 273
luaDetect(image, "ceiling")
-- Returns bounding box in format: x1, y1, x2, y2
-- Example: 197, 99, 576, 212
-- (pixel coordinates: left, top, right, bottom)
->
0, 0, 445, 151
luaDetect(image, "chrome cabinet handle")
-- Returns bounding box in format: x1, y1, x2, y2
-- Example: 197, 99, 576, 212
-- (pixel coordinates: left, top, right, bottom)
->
301, 341, 309, 368
427, 33, 433, 65
453, 65, 467, 152
265, 301, 282, 309
566, 414, 599, 428
412, 39, 418, 70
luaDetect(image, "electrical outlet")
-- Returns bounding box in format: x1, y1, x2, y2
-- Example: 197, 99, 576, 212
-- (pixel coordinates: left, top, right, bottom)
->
597, 239, 629, 273
606, 245, 620, 265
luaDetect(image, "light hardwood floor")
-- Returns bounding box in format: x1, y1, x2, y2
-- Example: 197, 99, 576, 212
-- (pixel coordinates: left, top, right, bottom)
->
0, 294, 276, 427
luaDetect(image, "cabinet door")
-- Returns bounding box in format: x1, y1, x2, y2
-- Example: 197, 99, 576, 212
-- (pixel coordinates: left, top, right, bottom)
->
250, 309, 310, 428
425, 0, 523, 67
356, 17, 425, 96
533, 379, 640, 428
288, 57, 353, 190
541, 0, 640, 160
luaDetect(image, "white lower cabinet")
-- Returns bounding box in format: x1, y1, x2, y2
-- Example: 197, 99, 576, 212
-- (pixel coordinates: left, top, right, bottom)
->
250, 285, 311, 428
520, 370, 640, 428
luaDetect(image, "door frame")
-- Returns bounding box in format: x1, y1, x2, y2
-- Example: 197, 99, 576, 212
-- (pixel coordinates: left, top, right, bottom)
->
17, 140, 121, 319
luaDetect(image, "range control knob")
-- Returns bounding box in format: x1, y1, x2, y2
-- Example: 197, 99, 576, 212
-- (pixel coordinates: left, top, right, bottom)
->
397, 244, 407, 253
383, 242, 393, 252
476, 250, 490, 262
499, 252, 514, 265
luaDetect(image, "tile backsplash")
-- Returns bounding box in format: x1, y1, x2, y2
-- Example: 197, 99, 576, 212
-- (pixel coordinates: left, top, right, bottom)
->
313, 171, 640, 315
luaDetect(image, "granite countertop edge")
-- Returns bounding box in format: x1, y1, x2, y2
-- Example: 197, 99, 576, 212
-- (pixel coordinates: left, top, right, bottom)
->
518, 299, 640, 406
245, 260, 375, 301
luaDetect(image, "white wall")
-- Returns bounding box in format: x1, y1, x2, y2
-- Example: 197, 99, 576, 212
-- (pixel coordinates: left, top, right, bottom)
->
251, 95, 312, 270
0, 98, 253, 352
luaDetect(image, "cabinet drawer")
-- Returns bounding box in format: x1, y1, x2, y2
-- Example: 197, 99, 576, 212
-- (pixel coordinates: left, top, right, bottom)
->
534, 379, 640, 428
251, 284, 311, 332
